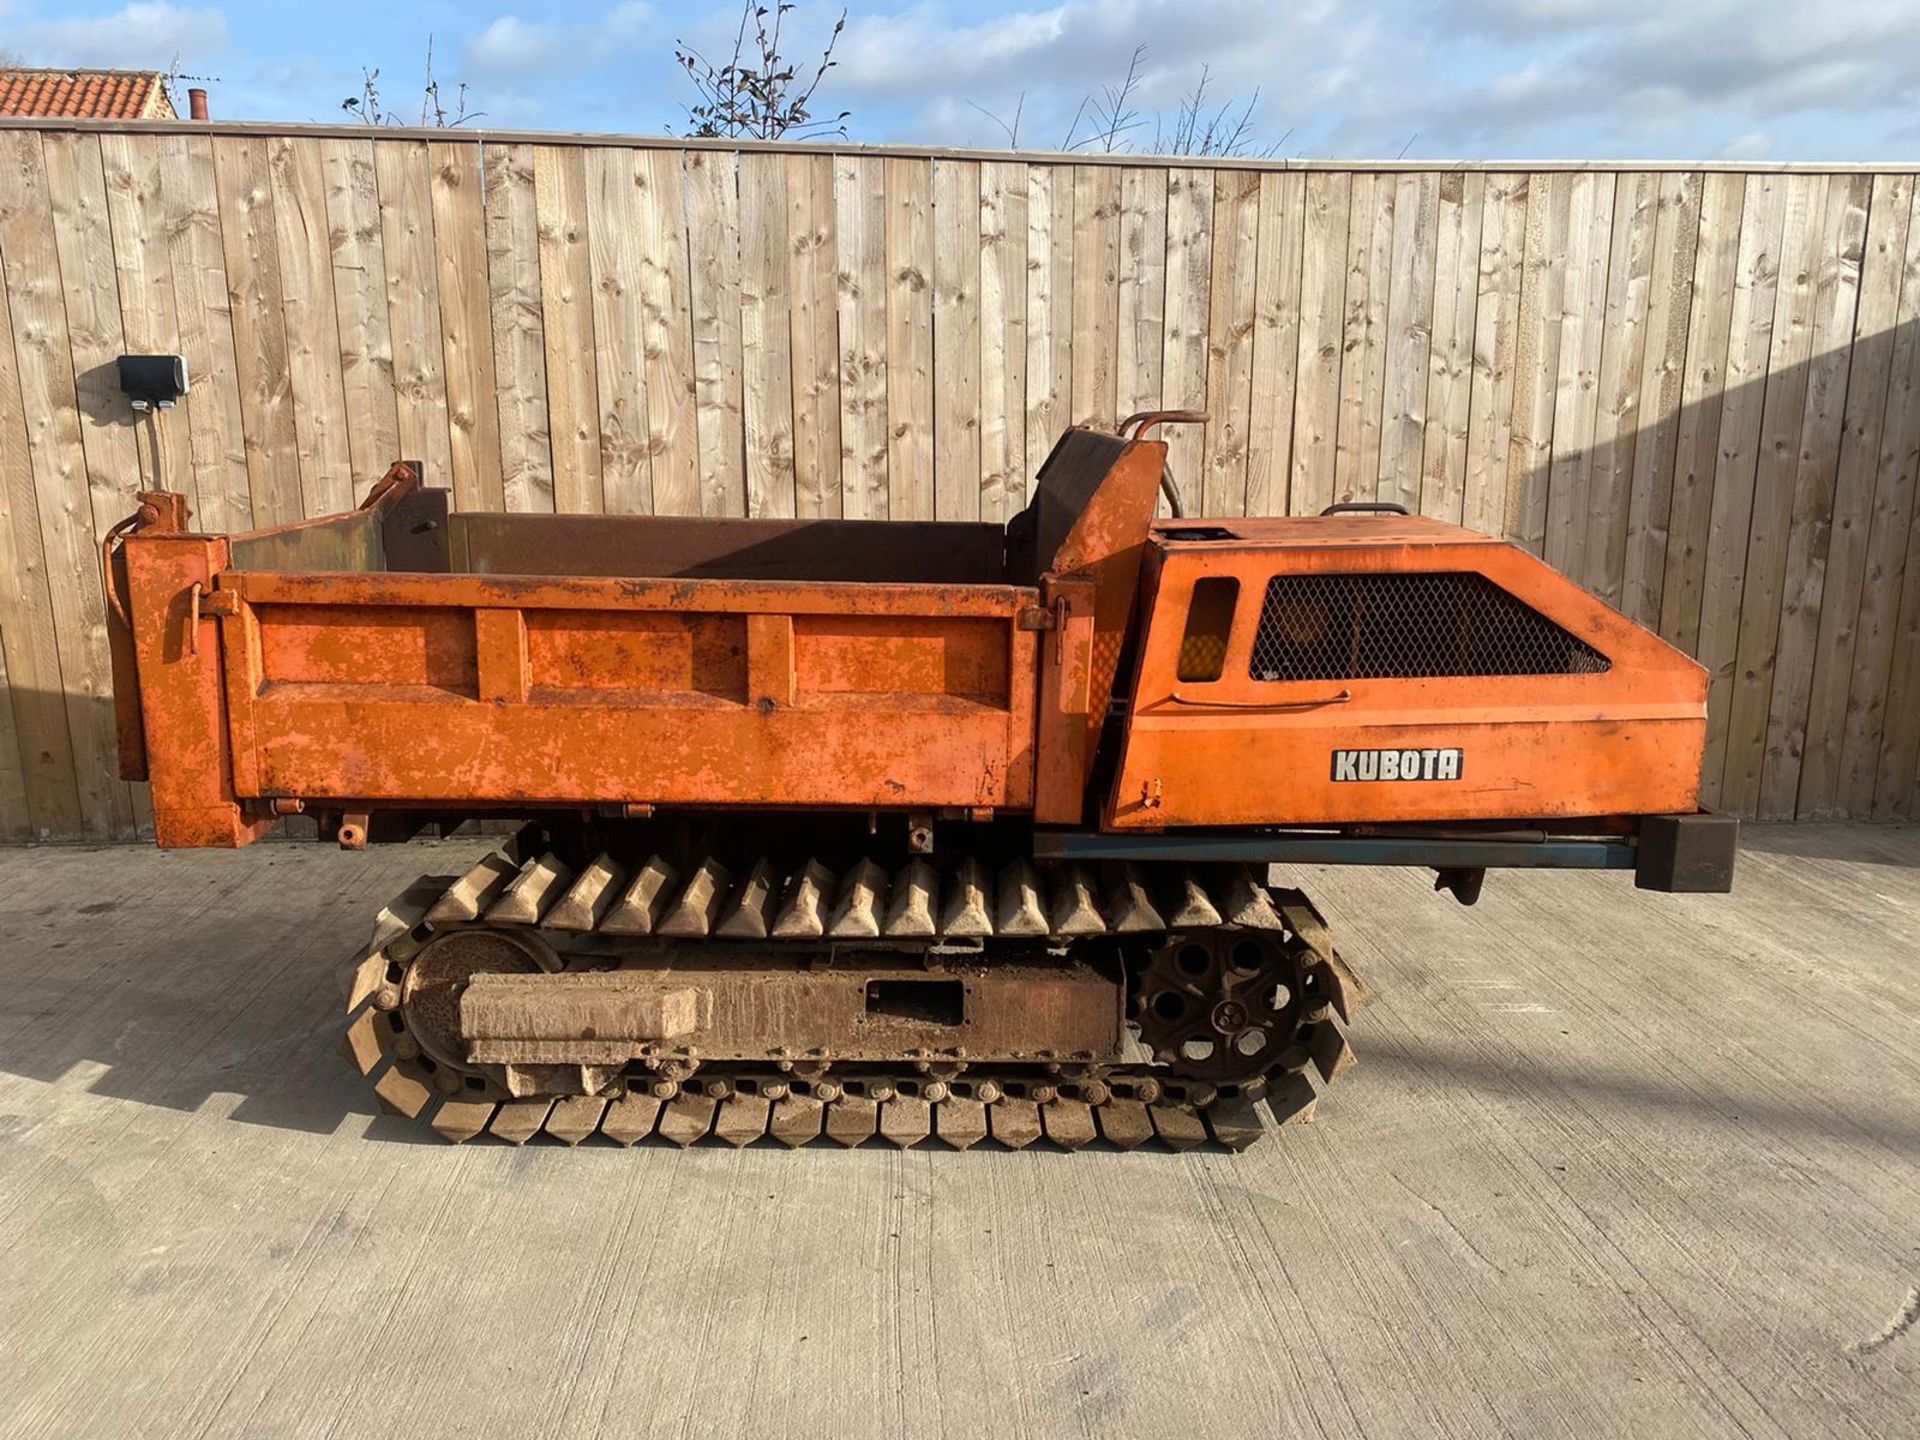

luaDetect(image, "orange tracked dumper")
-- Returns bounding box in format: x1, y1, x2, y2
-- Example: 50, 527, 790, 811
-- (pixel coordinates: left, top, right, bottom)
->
104, 415, 1734, 1150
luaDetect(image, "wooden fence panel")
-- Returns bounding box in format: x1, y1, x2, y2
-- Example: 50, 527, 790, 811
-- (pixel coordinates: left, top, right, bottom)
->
0, 120, 1914, 831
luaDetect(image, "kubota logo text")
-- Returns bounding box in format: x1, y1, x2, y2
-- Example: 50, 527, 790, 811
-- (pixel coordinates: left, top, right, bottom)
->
1331, 747, 1463, 782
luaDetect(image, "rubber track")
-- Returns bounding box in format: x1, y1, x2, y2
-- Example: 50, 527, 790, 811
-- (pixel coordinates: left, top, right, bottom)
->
342, 848, 1363, 1152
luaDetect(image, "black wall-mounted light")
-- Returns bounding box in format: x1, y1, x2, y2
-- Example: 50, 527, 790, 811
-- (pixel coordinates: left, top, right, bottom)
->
116, 354, 190, 411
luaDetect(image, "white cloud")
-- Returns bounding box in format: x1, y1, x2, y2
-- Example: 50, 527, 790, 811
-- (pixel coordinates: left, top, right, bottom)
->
771, 0, 1920, 158
604, 2, 656, 44
462, 16, 567, 82
5, 2, 228, 69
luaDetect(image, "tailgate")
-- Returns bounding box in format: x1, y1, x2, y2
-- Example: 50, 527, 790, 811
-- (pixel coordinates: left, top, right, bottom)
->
213, 570, 1038, 811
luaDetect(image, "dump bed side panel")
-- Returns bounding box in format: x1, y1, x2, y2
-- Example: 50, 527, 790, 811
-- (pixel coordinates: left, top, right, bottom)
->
211, 571, 1037, 813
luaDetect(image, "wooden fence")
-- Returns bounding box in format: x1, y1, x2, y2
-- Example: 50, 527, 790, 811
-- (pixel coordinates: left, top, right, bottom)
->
0, 118, 1916, 839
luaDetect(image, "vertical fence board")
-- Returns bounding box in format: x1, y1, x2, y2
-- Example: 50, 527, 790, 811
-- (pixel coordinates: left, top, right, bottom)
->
1659, 173, 1747, 652
885, 157, 933, 520
1291, 172, 1349, 516
372, 140, 453, 499
687, 151, 747, 518
483, 142, 553, 514
934, 160, 983, 519
1584, 172, 1657, 602
427, 140, 504, 513
788, 153, 839, 519
268, 136, 353, 515
738, 153, 794, 519
1719, 174, 1828, 813
584, 147, 652, 514
1203, 171, 1262, 516
1378, 171, 1438, 512
158, 135, 250, 530
1161, 168, 1213, 492
0, 136, 82, 838
1464, 175, 1526, 535
1543, 172, 1615, 576
640, 150, 697, 517
211, 135, 301, 524
1116, 167, 1167, 433
1506, 173, 1563, 553
100, 134, 194, 500
533, 144, 604, 514
1070, 166, 1120, 436
1845, 180, 1920, 817
1757, 175, 1871, 819
1421, 171, 1482, 523
320, 138, 401, 493
1797, 174, 1914, 817
979, 160, 1028, 518
1620, 173, 1703, 627
1694, 174, 1789, 808
833, 155, 887, 519
0, 131, 132, 837
1336, 173, 1395, 507
1247, 171, 1305, 518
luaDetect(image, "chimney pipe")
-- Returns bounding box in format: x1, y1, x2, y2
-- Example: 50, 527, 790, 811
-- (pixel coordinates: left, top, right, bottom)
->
188, 88, 209, 121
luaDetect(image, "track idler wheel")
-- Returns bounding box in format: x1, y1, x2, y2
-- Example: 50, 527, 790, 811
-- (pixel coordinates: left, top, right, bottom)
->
1134, 929, 1310, 1083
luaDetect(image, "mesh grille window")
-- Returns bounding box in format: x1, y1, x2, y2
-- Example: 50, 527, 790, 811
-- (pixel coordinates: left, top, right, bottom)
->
1249, 572, 1610, 681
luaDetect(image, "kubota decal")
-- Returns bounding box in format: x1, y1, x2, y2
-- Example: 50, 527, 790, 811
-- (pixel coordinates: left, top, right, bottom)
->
1331, 748, 1463, 782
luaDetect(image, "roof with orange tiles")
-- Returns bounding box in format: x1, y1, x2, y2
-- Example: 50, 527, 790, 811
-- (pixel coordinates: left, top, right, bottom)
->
0, 69, 177, 120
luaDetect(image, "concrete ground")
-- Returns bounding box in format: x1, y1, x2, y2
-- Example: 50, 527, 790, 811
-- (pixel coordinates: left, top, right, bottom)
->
0, 826, 1914, 1439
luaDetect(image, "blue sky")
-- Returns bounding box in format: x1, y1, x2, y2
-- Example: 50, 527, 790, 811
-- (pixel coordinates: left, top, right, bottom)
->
4, 0, 1918, 161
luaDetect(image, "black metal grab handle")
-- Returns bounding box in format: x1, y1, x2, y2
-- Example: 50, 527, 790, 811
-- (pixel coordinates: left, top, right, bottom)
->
1320, 501, 1411, 516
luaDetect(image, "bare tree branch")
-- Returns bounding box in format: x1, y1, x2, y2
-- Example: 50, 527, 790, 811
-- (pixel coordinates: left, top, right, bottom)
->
342, 35, 481, 127
674, 1, 851, 141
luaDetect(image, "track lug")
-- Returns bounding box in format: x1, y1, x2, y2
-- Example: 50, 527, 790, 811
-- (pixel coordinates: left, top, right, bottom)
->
995, 862, 1048, 936
659, 1094, 719, 1146
487, 852, 573, 925
1042, 1099, 1096, 1150
827, 859, 888, 938
988, 1098, 1042, 1149
601, 1093, 663, 1145
934, 1099, 988, 1149
717, 860, 780, 939
769, 1096, 826, 1147
939, 858, 992, 936
1150, 1105, 1206, 1151
546, 854, 624, 931
879, 1096, 932, 1148
771, 860, 835, 938
824, 1096, 879, 1147
545, 1096, 609, 1145
426, 851, 520, 924
714, 1094, 771, 1146
1265, 1069, 1319, 1127
373, 1062, 435, 1119
1309, 1018, 1356, 1084
1047, 864, 1106, 936
1205, 1097, 1266, 1151
429, 1098, 497, 1143
883, 860, 939, 937
602, 855, 678, 935
660, 859, 732, 938
1095, 1099, 1153, 1149
341, 1010, 389, 1076
490, 1099, 555, 1145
